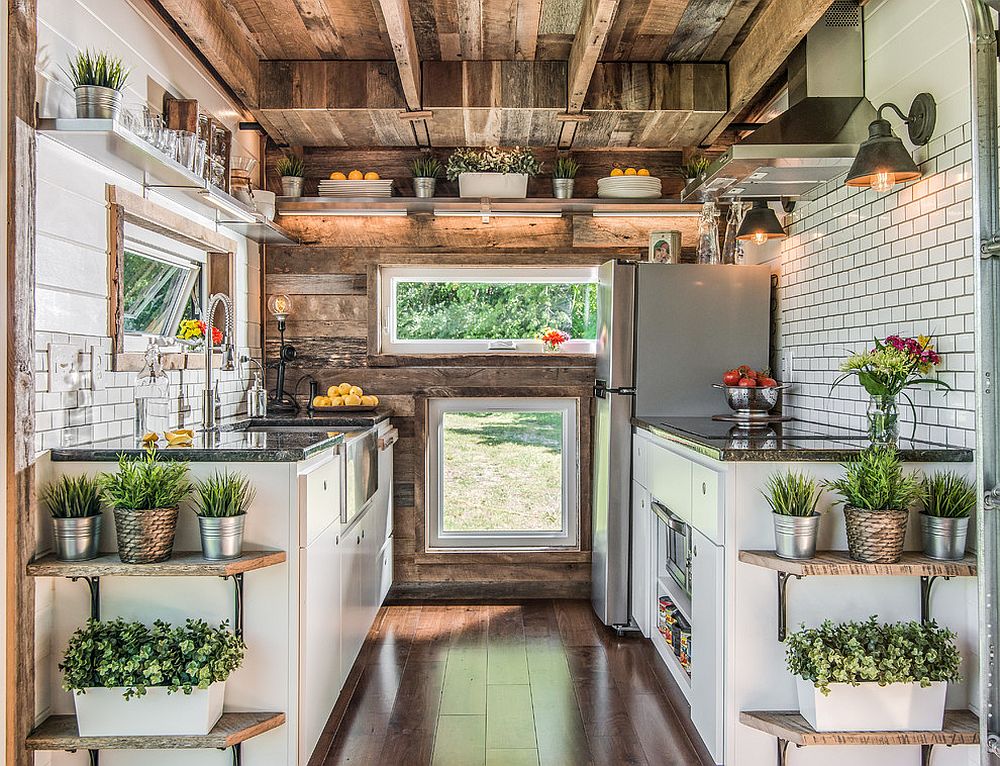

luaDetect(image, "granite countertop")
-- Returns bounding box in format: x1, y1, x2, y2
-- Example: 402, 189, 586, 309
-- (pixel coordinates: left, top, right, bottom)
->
633, 416, 974, 463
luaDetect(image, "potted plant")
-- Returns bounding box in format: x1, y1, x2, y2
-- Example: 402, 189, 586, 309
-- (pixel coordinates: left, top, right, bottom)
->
786, 617, 960, 732
410, 156, 441, 198
921, 471, 975, 560
43, 475, 104, 561
834, 334, 949, 445
446, 147, 542, 199
100, 450, 192, 564
673, 154, 711, 186
276, 154, 305, 198
552, 157, 579, 199
826, 445, 924, 564
193, 471, 255, 560
60, 617, 245, 736
66, 50, 129, 121
762, 470, 822, 560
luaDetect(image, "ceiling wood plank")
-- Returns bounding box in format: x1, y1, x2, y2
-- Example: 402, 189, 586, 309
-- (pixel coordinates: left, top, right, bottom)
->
567, 0, 621, 112
702, 0, 837, 145
664, 0, 734, 60
515, 0, 544, 59
699, 0, 761, 60
483, 0, 518, 58
458, 0, 485, 59
376, 0, 423, 110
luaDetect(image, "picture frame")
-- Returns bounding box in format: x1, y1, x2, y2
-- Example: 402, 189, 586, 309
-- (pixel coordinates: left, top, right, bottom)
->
649, 231, 681, 263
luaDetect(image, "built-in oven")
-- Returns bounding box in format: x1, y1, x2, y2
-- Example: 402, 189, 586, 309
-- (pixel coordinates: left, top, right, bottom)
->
652, 499, 692, 597
343, 428, 379, 528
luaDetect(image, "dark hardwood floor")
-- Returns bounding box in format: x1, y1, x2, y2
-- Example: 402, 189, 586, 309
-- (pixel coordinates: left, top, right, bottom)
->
309, 600, 715, 766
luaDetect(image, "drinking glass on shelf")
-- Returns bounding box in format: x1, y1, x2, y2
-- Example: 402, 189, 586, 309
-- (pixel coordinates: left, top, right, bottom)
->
144, 113, 163, 148
210, 158, 225, 188
194, 139, 208, 178
176, 130, 198, 172
158, 128, 178, 162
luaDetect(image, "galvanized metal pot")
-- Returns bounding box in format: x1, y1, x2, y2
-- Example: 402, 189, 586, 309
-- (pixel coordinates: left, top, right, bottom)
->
772, 513, 819, 560
553, 178, 575, 199
413, 177, 436, 198
75, 85, 123, 120
114, 507, 178, 564
198, 515, 246, 560
280, 176, 304, 198
921, 514, 969, 561
52, 515, 102, 562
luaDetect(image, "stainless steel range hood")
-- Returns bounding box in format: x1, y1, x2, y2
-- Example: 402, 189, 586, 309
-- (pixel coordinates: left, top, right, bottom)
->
684, 1, 874, 200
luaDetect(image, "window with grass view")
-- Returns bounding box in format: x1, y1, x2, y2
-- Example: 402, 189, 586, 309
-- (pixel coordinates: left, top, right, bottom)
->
122, 246, 202, 339
380, 266, 598, 354
427, 398, 579, 549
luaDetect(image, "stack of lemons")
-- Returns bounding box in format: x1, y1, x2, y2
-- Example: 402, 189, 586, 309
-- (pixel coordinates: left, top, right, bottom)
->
313, 382, 379, 409
329, 170, 381, 180
610, 167, 650, 176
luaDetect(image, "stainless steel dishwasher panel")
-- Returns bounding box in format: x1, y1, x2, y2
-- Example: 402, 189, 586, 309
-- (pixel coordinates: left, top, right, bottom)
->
344, 429, 379, 526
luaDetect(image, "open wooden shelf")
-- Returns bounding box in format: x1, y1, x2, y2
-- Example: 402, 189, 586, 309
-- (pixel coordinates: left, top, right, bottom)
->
27, 549, 286, 578
26, 711, 285, 751
739, 709, 979, 747
739, 550, 978, 577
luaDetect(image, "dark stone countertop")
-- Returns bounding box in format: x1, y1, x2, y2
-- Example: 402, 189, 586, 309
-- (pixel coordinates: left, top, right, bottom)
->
633, 416, 974, 463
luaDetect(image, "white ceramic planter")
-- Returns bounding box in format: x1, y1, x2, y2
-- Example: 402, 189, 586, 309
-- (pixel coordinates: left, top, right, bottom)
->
458, 172, 529, 198
73, 681, 225, 736
796, 678, 946, 732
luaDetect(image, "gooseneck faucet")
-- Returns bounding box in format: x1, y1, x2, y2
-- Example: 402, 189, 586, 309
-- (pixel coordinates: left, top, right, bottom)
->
202, 293, 237, 431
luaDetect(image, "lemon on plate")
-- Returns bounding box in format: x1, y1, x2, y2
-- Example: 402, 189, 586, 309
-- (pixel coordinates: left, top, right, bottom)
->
329, 171, 347, 180
348, 170, 363, 180
624, 167, 637, 176
364, 171, 380, 180
637, 168, 650, 176
344, 393, 362, 406
337, 382, 352, 395
313, 395, 332, 408
348, 385, 364, 397
610, 168, 624, 177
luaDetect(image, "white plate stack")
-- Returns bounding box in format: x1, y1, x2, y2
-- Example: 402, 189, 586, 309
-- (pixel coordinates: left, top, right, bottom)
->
317, 179, 394, 198
597, 175, 662, 199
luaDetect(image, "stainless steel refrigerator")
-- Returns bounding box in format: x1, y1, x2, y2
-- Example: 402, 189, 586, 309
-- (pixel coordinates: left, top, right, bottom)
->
591, 261, 772, 628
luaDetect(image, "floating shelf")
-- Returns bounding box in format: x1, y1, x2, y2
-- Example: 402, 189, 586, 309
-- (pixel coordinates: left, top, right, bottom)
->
740, 710, 978, 766
36, 118, 297, 245
739, 550, 978, 641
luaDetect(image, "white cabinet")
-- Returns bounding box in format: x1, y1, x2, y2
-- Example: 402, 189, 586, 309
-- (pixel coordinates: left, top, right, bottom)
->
648, 441, 693, 522
631, 481, 652, 637
691, 462, 723, 544
690, 528, 724, 765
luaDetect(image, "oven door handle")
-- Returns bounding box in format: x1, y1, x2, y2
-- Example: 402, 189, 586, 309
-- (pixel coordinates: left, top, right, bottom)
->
378, 427, 399, 451
650, 500, 686, 532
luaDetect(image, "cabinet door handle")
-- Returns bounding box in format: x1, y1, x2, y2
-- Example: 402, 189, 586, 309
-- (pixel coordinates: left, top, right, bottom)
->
701, 482, 707, 495
362, 529, 365, 539
323, 480, 328, 491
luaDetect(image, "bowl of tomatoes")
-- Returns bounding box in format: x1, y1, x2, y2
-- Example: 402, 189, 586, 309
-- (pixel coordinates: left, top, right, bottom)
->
714, 365, 788, 419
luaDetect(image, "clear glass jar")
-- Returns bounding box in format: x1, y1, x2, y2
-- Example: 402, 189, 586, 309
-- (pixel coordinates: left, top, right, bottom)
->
134, 342, 171, 441
867, 394, 899, 445
696, 200, 721, 264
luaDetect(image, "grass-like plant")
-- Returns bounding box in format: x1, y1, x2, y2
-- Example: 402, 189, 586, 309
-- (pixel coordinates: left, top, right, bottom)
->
445, 146, 542, 180
43, 475, 103, 519
100, 450, 192, 511
193, 472, 255, 518
553, 157, 580, 179
410, 156, 442, 179
674, 154, 711, 180
275, 154, 305, 178
923, 471, 976, 518
60, 618, 245, 699
786, 617, 961, 695
762, 470, 821, 517
66, 50, 129, 91
825, 445, 924, 511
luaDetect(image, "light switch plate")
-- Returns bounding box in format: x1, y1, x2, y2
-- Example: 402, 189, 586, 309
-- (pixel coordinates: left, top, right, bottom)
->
90, 346, 107, 390
48, 343, 79, 392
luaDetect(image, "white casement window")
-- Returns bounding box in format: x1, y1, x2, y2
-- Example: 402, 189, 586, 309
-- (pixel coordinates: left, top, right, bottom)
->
378, 265, 598, 354
426, 397, 580, 550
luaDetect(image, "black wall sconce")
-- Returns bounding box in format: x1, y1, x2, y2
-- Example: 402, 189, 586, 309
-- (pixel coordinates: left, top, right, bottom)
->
267, 294, 299, 413
736, 200, 786, 246
845, 93, 936, 193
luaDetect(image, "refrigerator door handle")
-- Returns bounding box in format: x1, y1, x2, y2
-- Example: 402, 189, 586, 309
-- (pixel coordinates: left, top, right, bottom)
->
594, 379, 636, 398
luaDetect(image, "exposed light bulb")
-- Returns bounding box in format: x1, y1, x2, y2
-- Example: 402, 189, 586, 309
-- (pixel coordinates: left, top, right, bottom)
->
869, 171, 896, 193
751, 231, 768, 246
267, 294, 293, 319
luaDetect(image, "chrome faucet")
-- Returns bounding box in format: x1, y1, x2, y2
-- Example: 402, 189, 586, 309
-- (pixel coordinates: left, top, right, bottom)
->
202, 293, 237, 431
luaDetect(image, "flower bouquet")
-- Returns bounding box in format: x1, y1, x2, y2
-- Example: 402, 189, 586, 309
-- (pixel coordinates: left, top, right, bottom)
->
177, 319, 223, 350
539, 328, 570, 353
833, 334, 950, 444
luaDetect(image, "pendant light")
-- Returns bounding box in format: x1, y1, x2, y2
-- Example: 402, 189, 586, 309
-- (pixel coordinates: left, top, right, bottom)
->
736, 200, 786, 246
845, 93, 936, 193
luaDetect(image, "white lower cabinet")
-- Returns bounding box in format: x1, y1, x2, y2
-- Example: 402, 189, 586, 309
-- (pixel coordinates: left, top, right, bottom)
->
631, 481, 652, 637
690, 527, 724, 765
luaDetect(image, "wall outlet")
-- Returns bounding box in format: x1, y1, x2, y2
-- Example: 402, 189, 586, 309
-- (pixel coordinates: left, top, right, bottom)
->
90, 346, 107, 390
48, 343, 79, 393
781, 349, 793, 379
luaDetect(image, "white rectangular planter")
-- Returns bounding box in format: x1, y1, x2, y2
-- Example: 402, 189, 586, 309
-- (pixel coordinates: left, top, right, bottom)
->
796, 678, 946, 732
73, 681, 225, 736
458, 172, 529, 199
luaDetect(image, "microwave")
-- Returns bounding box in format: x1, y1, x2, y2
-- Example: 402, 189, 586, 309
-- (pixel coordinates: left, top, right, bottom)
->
652, 499, 692, 596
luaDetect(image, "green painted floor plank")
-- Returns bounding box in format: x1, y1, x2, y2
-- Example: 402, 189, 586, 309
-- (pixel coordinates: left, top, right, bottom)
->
441, 645, 488, 715
525, 646, 573, 687
488, 643, 529, 685
432, 714, 486, 766
486, 684, 537, 750
486, 748, 540, 766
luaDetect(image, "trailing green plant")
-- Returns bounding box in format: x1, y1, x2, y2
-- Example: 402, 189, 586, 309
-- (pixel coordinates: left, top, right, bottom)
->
410, 156, 442, 179
66, 50, 129, 91
100, 449, 192, 511
786, 617, 961, 695
60, 618, 245, 699
553, 157, 580, 179
193, 471, 255, 518
825, 445, 924, 511
275, 154, 305, 178
42, 475, 103, 519
445, 146, 543, 180
923, 471, 976, 518
762, 470, 821, 517
672, 154, 711, 180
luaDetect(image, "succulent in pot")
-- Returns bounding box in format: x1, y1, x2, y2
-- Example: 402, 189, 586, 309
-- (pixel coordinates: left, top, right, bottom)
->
446, 146, 542, 199
672, 154, 711, 185
921, 471, 975, 561
193, 471, 256, 560
786, 617, 960, 732
60, 617, 245, 736
43, 475, 104, 562
552, 156, 579, 199
762, 470, 822, 560
100, 449, 192, 564
825, 445, 924, 564
276, 154, 305, 198
66, 50, 130, 120
410, 156, 442, 198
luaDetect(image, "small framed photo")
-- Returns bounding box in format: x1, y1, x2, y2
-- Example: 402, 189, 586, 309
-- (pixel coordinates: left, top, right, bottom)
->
648, 231, 681, 263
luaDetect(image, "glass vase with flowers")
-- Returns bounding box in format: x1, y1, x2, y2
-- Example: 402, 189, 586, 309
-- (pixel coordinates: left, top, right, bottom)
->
538, 328, 570, 353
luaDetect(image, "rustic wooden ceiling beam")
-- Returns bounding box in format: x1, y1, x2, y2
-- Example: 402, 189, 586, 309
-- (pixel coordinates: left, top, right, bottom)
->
375, 0, 422, 112
560, 0, 621, 148
700, 0, 838, 146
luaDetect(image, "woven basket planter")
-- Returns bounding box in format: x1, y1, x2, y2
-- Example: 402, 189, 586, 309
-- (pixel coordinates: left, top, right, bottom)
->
844, 505, 909, 564
113, 507, 178, 564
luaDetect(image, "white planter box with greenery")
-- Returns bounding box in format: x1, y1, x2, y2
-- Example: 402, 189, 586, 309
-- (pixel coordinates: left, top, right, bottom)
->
786, 618, 960, 732
447, 147, 541, 199
75, 682, 226, 736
